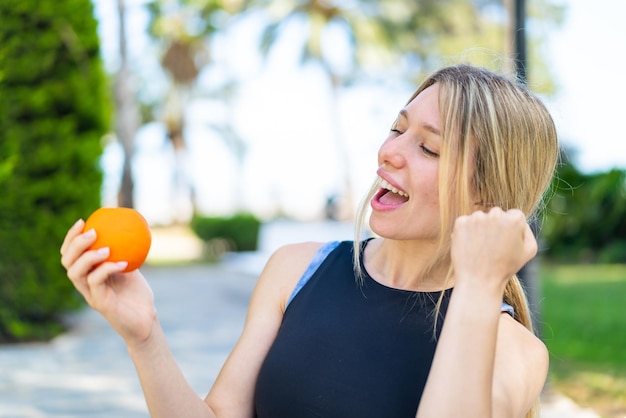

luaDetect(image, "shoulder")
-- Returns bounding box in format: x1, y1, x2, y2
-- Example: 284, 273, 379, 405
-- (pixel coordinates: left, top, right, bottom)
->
259, 241, 333, 312
493, 315, 549, 416
263, 241, 330, 274
205, 241, 333, 413
497, 314, 548, 371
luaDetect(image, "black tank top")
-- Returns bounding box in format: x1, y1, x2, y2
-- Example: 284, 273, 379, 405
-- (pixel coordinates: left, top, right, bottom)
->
254, 240, 452, 418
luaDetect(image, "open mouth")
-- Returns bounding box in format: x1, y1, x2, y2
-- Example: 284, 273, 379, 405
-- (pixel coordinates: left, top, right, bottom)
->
375, 178, 409, 206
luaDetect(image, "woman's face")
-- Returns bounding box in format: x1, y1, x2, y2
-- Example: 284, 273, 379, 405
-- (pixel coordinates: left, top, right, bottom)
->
369, 83, 442, 241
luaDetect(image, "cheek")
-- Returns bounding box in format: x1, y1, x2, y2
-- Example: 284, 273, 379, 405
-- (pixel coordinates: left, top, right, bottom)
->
422, 174, 440, 207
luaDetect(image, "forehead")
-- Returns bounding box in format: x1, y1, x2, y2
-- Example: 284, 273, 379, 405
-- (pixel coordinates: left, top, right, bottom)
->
401, 84, 441, 130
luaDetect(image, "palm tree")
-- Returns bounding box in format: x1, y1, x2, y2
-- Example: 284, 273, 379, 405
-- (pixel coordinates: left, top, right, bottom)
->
142, 0, 562, 222
246, 0, 493, 219
115, 0, 141, 208
145, 0, 247, 223
247, 0, 566, 220
249, 1, 369, 219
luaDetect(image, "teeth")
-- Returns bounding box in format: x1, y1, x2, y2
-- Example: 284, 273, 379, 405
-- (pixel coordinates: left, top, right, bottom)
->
380, 179, 408, 197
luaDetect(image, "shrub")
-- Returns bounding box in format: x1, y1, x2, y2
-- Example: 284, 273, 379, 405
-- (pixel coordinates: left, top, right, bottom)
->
0, 0, 109, 341
542, 149, 626, 263
191, 213, 262, 254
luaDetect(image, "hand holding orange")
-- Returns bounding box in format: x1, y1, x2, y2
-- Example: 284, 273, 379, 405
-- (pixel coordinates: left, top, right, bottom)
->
83, 207, 152, 272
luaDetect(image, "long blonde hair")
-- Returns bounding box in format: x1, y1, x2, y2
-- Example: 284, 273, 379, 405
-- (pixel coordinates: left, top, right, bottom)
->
353, 64, 558, 418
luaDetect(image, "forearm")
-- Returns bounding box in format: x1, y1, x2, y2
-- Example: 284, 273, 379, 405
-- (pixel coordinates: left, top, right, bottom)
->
416, 283, 503, 418
127, 320, 215, 418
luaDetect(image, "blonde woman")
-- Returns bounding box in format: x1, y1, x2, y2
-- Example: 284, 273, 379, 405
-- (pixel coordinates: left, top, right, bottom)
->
61, 64, 558, 418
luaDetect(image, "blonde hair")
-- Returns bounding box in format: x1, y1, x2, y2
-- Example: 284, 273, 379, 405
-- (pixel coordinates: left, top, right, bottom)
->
353, 64, 558, 418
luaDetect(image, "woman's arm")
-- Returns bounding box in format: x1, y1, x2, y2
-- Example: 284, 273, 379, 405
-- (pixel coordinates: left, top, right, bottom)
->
205, 241, 324, 417
129, 242, 323, 418
127, 321, 215, 417
61, 219, 323, 418
417, 282, 548, 418
62, 220, 213, 416
416, 208, 548, 418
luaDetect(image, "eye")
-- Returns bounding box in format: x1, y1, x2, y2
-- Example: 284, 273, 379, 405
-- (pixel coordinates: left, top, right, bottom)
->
420, 144, 439, 158
390, 119, 404, 135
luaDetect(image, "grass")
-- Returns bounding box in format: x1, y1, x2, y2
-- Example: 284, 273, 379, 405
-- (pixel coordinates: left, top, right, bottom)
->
539, 263, 626, 418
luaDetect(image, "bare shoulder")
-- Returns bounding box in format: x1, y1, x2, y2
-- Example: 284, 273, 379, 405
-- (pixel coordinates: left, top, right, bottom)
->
262, 241, 328, 279
498, 314, 548, 369
205, 241, 330, 414
265, 241, 327, 267
493, 314, 549, 416
258, 241, 329, 312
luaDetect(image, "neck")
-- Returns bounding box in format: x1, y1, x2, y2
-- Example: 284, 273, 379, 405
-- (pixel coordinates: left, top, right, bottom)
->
363, 238, 452, 292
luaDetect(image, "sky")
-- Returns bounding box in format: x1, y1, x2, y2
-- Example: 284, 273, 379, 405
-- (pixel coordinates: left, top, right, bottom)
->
92, 0, 626, 225
541, 0, 626, 173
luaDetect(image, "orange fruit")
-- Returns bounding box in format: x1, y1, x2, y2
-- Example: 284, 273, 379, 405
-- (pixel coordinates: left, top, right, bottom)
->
83, 207, 152, 272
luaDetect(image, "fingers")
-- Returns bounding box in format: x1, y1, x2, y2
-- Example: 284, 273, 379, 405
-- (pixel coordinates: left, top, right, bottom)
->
60, 218, 85, 257
454, 207, 527, 242
65, 246, 110, 297
498, 210, 537, 268
452, 207, 537, 281
60, 219, 128, 304
68, 254, 129, 308
60, 219, 97, 297
490, 208, 537, 262
522, 222, 538, 262
60, 219, 94, 270
84, 260, 129, 309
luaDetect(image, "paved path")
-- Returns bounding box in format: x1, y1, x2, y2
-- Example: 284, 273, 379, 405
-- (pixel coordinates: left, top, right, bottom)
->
0, 265, 257, 418
0, 220, 601, 417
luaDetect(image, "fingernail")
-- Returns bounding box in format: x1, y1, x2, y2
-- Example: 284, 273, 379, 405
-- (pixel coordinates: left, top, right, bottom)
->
115, 261, 128, 269
84, 228, 96, 238
73, 218, 84, 229
96, 247, 109, 255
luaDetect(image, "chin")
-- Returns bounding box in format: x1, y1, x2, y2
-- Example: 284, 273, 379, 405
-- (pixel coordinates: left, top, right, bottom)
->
368, 215, 439, 242
368, 216, 404, 240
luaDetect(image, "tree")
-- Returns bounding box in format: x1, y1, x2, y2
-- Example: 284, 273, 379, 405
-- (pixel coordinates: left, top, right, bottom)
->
115, 0, 142, 208
248, 0, 439, 218
145, 0, 248, 223
542, 148, 626, 263
245, 0, 564, 219
0, 0, 109, 341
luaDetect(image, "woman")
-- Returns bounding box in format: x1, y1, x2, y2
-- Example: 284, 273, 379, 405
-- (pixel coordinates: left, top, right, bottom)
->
61, 64, 558, 418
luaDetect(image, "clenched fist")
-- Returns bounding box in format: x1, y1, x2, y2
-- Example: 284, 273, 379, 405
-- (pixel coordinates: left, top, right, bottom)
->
450, 207, 537, 293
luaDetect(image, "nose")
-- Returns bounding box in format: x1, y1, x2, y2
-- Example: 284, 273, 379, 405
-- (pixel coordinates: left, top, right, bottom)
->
377, 133, 407, 169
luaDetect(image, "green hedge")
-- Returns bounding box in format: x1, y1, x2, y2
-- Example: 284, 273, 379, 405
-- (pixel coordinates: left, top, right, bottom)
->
191, 213, 262, 253
0, 0, 109, 341
542, 151, 626, 263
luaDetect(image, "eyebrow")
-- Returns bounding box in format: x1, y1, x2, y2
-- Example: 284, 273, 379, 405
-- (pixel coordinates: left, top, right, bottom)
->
398, 109, 441, 136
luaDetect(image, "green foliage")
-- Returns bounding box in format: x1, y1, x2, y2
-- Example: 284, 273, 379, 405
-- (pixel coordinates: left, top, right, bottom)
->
540, 263, 626, 415
0, 0, 109, 341
541, 264, 626, 368
542, 149, 626, 263
191, 213, 262, 253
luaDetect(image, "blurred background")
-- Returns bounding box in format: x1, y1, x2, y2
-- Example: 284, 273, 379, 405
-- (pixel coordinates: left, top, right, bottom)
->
1, 0, 625, 416
91, 0, 626, 226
